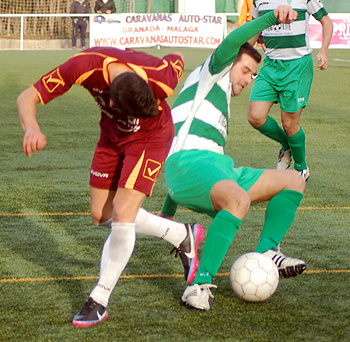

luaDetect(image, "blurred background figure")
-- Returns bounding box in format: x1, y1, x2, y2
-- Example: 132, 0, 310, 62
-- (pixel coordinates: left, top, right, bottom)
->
237, 0, 265, 50
70, 0, 90, 50
237, 0, 253, 27
94, 0, 116, 14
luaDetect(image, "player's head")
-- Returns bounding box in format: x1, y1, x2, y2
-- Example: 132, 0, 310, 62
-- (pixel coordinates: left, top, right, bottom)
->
110, 72, 158, 118
230, 43, 261, 97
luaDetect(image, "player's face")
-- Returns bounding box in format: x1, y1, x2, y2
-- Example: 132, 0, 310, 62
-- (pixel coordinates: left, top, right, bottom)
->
229, 54, 258, 97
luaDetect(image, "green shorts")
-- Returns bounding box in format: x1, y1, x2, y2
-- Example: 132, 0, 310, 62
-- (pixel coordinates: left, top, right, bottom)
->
165, 150, 265, 218
249, 54, 314, 113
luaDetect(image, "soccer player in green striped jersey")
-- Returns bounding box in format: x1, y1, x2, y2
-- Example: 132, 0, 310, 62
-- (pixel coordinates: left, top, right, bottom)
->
160, 6, 308, 311
248, 0, 333, 180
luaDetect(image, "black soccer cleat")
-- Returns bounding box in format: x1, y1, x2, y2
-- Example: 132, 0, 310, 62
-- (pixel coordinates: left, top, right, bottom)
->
72, 297, 108, 327
263, 249, 306, 278
170, 223, 204, 283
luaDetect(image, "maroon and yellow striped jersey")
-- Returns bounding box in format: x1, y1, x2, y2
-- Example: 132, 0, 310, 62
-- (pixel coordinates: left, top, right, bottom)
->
33, 47, 184, 141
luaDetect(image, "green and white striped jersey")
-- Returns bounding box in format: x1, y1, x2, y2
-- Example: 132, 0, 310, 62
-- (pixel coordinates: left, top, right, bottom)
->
169, 11, 279, 156
253, 0, 328, 60
169, 57, 231, 156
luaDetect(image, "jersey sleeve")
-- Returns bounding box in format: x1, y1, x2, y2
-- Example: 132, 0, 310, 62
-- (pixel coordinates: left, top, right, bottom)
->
209, 10, 278, 74
33, 54, 93, 105
252, 0, 260, 19
161, 193, 178, 218
145, 54, 184, 101
163, 54, 184, 90
308, 0, 328, 21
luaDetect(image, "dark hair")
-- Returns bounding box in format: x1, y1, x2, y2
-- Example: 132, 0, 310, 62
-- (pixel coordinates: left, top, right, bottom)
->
110, 72, 158, 118
234, 42, 262, 65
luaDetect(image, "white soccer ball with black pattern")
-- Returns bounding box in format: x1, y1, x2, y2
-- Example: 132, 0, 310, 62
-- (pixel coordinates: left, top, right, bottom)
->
230, 252, 279, 302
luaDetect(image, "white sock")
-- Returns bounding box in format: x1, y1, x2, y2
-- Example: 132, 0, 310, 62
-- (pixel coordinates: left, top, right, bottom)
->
90, 222, 136, 307
135, 208, 187, 247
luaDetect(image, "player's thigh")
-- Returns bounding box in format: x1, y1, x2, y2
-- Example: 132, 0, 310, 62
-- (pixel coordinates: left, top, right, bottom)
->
236, 166, 265, 194
113, 188, 146, 222
210, 179, 251, 219
248, 71, 276, 125
248, 101, 274, 126
165, 151, 236, 218
90, 186, 116, 224
247, 169, 305, 203
90, 187, 149, 224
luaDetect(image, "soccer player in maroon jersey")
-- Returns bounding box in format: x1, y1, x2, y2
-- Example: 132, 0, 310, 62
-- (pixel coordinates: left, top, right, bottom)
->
17, 47, 203, 326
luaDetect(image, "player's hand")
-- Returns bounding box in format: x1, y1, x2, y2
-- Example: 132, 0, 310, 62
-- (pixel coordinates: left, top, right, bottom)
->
274, 5, 298, 24
23, 129, 47, 157
316, 51, 329, 70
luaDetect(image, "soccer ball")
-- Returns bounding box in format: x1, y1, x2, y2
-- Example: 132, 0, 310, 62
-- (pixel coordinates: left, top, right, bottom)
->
230, 252, 279, 302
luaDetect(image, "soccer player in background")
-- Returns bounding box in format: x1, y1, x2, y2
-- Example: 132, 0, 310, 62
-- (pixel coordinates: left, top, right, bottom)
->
159, 6, 307, 311
17, 47, 205, 326
237, 0, 253, 27
237, 0, 266, 51
248, 0, 333, 181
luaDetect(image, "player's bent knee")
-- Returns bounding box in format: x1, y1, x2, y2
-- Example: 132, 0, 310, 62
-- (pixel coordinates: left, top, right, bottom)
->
113, 202, 140, 222
90, 208, 112, 226
91, 213, 104, 225
211, 180, 251, 219
247, 112, 266, 129
225, 192, 251, 218
281, 121, 300, 136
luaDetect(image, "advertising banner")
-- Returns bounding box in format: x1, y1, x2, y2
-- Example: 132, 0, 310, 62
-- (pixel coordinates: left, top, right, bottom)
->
90, 13, 225, 49
309, 14, 350, 49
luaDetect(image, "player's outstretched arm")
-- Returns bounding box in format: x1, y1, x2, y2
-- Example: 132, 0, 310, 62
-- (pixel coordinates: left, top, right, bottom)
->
17, 86, 47, 157
273, 5, 298, 24
211, 6, 297, 73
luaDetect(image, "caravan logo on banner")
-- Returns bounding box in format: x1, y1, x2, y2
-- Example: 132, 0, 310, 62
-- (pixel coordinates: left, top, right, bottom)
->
90, 13, 225, 48
309, 14, 350, 49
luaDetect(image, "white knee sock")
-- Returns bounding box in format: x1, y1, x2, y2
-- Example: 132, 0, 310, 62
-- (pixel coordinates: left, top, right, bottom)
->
135, 208, 187, 247
96, 208, 187, 248
90, 222, 136, 307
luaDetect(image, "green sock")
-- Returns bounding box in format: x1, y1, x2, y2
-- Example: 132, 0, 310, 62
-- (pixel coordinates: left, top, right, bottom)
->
287, 127, 307, 170
192, 210, 241, 285
255, 190, 303, 253
258, 116, 289, 151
